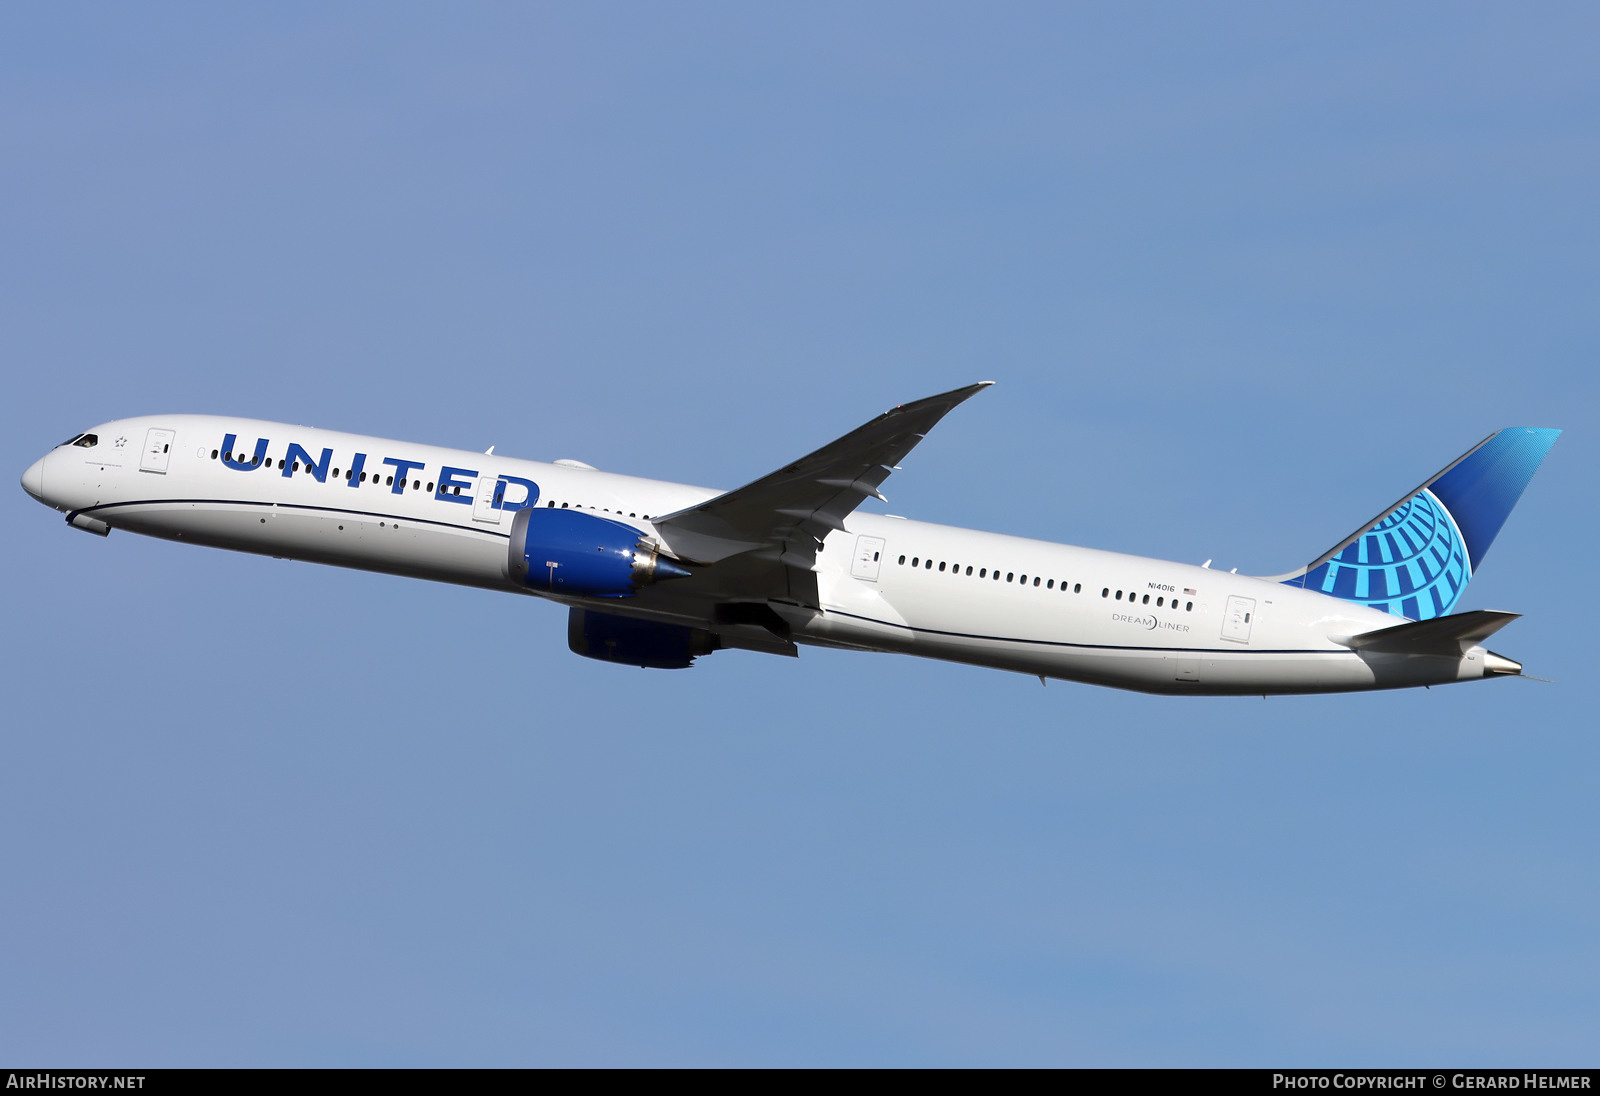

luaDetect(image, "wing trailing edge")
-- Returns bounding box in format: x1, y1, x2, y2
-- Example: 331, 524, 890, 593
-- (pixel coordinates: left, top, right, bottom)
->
653, 382, 992, 567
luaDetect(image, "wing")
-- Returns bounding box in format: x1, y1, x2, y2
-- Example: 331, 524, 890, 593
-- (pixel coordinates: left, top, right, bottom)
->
652, 382, 992, 568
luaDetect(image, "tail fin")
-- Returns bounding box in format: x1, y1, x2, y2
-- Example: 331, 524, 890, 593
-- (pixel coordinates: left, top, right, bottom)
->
1268, 428, 1560, 620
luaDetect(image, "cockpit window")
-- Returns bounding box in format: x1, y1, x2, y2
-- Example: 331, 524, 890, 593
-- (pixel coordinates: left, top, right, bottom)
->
73, 434, 99, 448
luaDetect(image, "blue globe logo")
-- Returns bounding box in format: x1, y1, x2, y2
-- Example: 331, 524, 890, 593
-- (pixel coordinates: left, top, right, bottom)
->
1302, 488, 1470, 620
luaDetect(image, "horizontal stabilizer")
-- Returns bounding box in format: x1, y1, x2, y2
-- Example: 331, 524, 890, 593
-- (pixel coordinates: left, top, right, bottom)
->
1336, 609, 1520, 654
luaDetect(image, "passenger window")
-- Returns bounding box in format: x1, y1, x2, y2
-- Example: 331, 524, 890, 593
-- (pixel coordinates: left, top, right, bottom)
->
1074, 584, 1081, 593
979, 568, 986, 578
965, 566, 973, 576
925, 559, 932, 569
938, 562, 946, 572
1186, 601, 1193, 611
1156, 597, 1164, 607
1006, 573, 1014, 583
1142, 594, 1149, 604
1033, 577, 1040, 587
898, 555, 906, 565
1047, 579, 1054, 589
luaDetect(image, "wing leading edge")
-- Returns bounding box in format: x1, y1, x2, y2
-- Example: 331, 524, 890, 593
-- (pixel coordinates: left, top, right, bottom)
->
653, 382, 992, 571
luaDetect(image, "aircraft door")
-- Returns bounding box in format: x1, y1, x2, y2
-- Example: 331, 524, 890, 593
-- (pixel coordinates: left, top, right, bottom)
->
472, 475, 503, 524
140, 428, 176, 474
851, 535, 886, 581
1221, 595, 1255, 643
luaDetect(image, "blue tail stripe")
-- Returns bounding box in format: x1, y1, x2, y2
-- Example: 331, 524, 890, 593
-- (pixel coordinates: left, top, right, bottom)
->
1281, 428, 1558, 621
1329, 562, 1356, 599
1395, 564, 1415, 597
1430, 427, 1561, 570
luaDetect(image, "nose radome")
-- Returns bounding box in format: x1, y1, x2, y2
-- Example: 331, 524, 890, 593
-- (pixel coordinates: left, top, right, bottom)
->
21, 456, 46, 503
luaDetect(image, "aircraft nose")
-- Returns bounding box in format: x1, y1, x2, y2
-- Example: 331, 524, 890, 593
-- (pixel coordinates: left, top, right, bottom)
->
21, 456, 46, 504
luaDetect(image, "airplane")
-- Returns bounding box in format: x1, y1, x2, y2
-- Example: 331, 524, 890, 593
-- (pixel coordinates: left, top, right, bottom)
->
20, 383, 1560, 695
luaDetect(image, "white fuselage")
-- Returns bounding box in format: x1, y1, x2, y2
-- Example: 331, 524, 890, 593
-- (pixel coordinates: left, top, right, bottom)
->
23, 414, 1501, 695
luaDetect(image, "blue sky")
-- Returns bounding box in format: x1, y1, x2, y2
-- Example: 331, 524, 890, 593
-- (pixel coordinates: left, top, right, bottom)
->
3, 2, 1596, 1066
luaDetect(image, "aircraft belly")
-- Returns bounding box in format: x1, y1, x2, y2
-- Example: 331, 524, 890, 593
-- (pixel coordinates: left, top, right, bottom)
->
101, 501, 513, 590
803, 599, 1474, 694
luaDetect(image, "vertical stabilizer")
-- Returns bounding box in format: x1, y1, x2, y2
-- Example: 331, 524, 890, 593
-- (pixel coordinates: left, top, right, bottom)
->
1270, 428, 1560, 620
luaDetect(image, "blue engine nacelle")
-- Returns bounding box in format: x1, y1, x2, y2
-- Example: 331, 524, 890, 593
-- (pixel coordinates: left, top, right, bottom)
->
508, 507, 693, 597
567, 608, 720, 669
